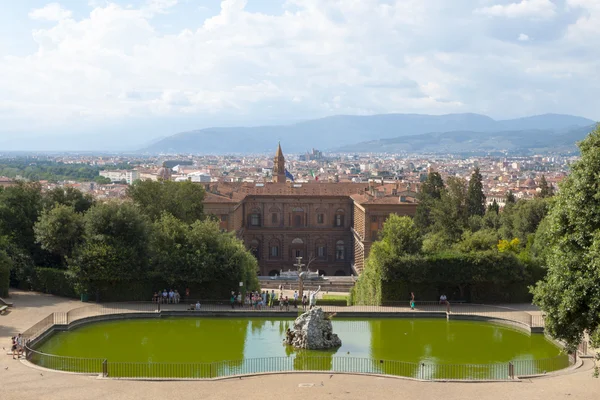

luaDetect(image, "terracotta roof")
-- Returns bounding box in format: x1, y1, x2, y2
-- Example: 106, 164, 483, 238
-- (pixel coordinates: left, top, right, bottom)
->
350, 193, 417, 205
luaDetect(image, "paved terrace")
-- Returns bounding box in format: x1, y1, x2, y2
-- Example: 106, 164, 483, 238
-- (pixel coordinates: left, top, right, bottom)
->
1, 289, 599, 400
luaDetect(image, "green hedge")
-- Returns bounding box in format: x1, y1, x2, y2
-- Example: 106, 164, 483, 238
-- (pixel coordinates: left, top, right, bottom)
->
353, 251, 544, 304
30, 267, 78, 298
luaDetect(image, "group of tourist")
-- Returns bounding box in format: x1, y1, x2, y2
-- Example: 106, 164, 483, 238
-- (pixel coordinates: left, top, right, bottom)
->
225, 287, 321, 311
10, 333, 24, 359
229, 290, 298, 310
152, 289, 182, 304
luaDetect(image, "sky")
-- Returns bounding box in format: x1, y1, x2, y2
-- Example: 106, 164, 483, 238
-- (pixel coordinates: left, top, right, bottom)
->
0, 0, 599, 150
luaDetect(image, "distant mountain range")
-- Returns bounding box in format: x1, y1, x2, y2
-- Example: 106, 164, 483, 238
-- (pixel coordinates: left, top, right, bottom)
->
140, 113, 597, 154
333, 124, 598, 154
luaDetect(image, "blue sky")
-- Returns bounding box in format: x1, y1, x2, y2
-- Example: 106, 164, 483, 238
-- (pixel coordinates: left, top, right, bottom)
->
0, 0, 598, 150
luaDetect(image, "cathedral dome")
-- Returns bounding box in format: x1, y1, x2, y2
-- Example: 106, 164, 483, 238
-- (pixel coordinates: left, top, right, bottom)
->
157, 167, 172, 181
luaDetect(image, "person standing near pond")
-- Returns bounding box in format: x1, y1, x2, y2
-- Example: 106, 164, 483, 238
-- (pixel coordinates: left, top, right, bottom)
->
230, 292, 236, 309
410, 292, 415, 310
293, 290, 298, 308
270, 289, 276, 308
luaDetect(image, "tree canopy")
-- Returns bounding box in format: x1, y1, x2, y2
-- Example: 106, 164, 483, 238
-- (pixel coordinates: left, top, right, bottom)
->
532, 124, 600, 354
34, 204, 84, 266
127, 180, 206, 223
466, 167, 486, 217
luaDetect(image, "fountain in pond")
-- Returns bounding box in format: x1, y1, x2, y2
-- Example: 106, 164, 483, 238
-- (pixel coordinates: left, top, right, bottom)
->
284, 306, 342, 350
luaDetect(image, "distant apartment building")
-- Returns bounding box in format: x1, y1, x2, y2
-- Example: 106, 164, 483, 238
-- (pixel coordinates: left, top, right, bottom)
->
99, 169, 139, 184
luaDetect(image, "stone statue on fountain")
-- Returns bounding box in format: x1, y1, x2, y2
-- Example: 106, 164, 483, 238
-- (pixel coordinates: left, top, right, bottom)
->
283, 285, 341, 350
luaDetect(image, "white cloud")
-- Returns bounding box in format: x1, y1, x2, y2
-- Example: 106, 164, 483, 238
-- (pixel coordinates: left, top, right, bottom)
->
29, 3, 73, 21
1, 0, 599, 140
475, 0, 556, 19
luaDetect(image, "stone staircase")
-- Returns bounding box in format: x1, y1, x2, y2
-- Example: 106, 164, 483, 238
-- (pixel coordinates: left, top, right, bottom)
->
259, 276, 356, 293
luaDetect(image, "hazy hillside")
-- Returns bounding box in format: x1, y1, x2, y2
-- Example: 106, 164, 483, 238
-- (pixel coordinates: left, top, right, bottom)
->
141, 113, 596, 154
332, 124, 598, 154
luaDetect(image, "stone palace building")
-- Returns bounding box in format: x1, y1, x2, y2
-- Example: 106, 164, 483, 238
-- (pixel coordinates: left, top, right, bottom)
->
203, 144, 418, 276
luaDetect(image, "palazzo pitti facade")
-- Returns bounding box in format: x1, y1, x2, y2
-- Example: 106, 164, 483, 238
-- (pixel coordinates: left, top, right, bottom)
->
203, 144, 418, 276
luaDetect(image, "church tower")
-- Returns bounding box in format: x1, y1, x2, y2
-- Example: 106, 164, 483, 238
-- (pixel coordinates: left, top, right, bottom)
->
273, 142, 286, 183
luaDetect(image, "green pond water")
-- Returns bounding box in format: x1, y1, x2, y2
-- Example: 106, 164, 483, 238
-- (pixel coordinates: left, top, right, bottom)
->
35, 317, 567, 379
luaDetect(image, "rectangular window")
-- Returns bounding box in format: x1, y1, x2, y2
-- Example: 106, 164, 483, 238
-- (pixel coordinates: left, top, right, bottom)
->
371, 216, 377, 223
250, 214, 260, 226
318, 246, 326, 258
221, 214, 228, 222
295, 250, 302, 258
335, 215, 344, 227
336, 249, 344, 261
271, 213, 278, 224
317, 214, 324, 224
270, 246, 279, 257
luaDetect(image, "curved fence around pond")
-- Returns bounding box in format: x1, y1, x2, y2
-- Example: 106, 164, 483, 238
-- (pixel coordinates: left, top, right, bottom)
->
25, 348, 573, 381
22, 301, 576, 381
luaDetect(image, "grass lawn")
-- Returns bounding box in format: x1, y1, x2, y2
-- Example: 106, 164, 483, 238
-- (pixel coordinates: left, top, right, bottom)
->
322, 294, 349, 301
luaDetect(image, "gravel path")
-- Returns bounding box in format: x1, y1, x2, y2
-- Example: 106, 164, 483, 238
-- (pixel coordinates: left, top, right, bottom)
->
1, 290, 598, 400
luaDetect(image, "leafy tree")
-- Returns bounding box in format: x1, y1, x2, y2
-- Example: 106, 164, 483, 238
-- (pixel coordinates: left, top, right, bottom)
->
128, 180, 206, 223
421, 231, 453, 254
430, 177, 468, 241
43, 187, 94, 213
497, 238, 520, 253
482, 205, 502, 230
420, 172, 445, 199
34, 205, 84, 266
505, 190, 516, 205
0, 238, 12, 297
94, 176, 112, 185
69, 202, 150, 293
454, 229, 499, 253
537, 175, 554, 198
532, 124, 600, 356
487, 199, 499, 215
378, 214, 422, 256
499, 198, 549, 243
466, 167, 486, 217
150, 213, 259, 291
414, 172, 444, 232
0, 181, 46, 263
512, 198, 549, 243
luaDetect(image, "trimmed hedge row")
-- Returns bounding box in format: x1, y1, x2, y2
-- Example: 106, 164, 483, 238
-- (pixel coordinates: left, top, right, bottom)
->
30, 267, 78, 298
352, 251, 544, 305
26, 269, 258, 302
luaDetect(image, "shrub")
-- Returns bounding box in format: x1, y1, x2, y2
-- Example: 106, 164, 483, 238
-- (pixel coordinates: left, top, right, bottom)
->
353, 251, 540, 304
30, 267, 77, 298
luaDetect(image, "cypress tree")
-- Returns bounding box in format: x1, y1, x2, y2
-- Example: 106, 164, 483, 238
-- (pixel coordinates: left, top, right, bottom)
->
505, 190, 516, 205
537, 175, 553, 198
466, 167, 486, 217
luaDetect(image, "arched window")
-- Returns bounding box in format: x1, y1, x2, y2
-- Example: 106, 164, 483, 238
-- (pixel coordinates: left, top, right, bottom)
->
315, 239, 327, 259
291, 238, 304, 259
335, 240, 345, 261
271, 213, 278, 224
335, 209, 345, 227
269, 239, 280, 259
